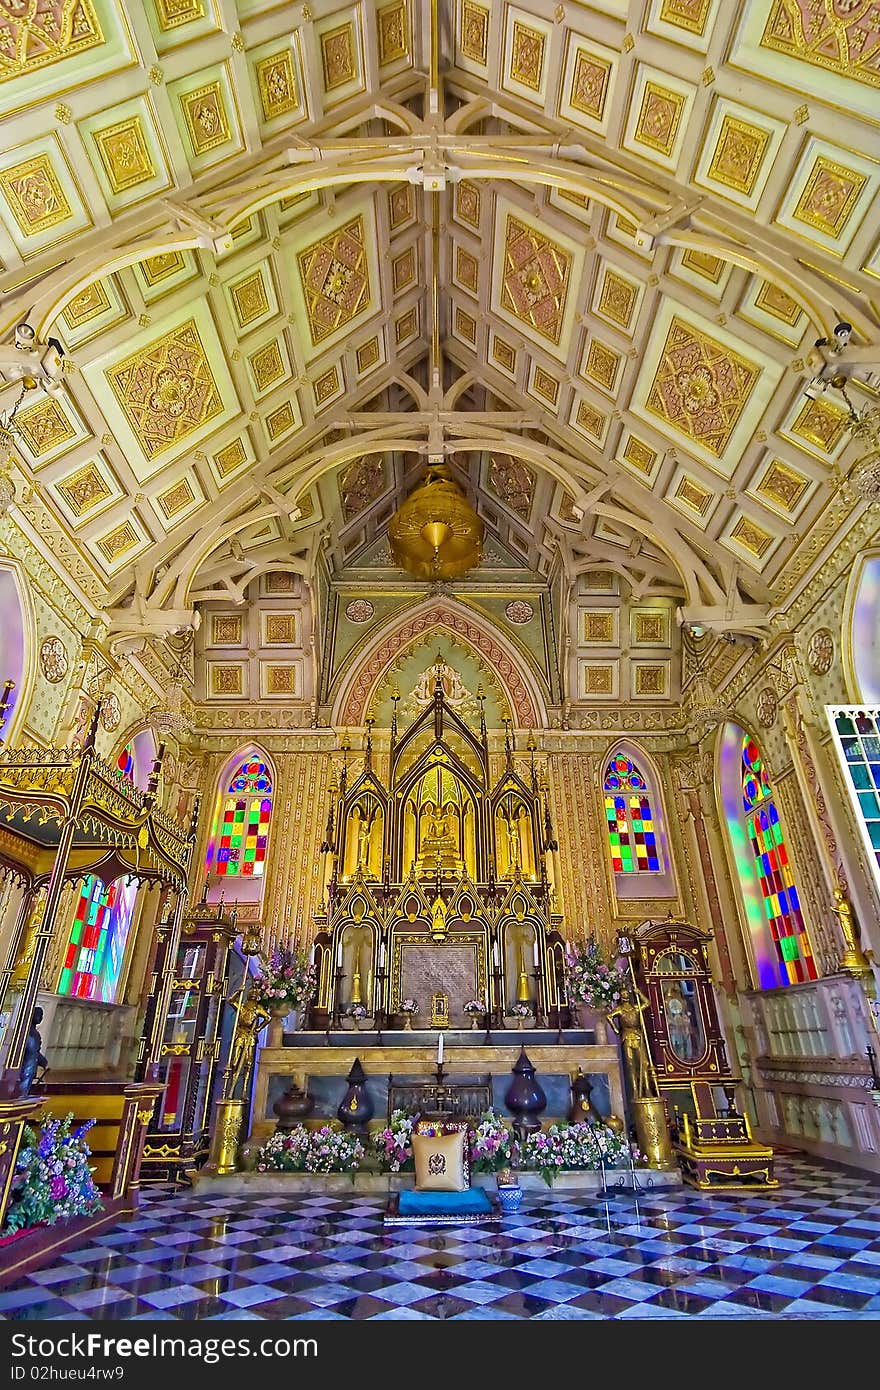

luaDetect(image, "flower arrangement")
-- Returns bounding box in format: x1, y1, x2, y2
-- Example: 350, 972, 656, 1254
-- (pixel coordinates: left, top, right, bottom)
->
398, 998, 419, 1015
251, 946, 317, 1013
345, 1002, 368, 1019
564, 938, 626, 1011
517, 1120, 635, 1187
5, 1113, 103, 1234
256, 1124, 364, 1174
468, 1109, 514, 1173
463, 1000, 485, 1016
371, 1109, 415, 1171
506, 1001, 533, 1018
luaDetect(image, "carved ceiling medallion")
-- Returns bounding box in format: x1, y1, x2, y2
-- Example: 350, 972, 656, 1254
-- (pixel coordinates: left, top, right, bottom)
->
500, 214, 573, 347
645, 316, 760, 457
297, 214, 371, 347
39, 635, 68, 684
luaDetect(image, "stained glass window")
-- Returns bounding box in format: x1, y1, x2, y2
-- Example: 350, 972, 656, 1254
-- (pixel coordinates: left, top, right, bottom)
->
117, 745, 134, 781
603, 755, 660, 873
732, 730, 817, 988
210, 758, 273, 878
829, 708, 880, 893
58, 874, 137, 1003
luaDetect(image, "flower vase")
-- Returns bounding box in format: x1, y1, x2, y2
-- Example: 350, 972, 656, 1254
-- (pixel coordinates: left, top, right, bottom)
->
402, 1014, 413, 1031
497, 1183, 523, 1215
268, 1003, 288, 1047
470, 1016, 479, 1030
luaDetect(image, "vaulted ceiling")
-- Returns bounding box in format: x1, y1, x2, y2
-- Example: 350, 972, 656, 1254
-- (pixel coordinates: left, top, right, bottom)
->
0, 0, 877, 659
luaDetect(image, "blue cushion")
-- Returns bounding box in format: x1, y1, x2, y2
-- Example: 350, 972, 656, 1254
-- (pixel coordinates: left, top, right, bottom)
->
399, 1188, 493, 1215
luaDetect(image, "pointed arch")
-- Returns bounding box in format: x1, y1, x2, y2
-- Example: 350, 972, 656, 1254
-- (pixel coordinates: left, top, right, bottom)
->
204, 745, 277, 912
113, 725, 158, 791
717, 721, 818, 989
601, 740, 677, 901
0, 556, 36, 746
332, 597, 546, 729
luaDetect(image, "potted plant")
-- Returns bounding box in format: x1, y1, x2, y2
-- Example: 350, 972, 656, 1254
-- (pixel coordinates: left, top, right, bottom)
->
397, 998, 419, 1030
563, 938, 626, 1027
463, 999, 485, 1030
251, 945, 317, 1029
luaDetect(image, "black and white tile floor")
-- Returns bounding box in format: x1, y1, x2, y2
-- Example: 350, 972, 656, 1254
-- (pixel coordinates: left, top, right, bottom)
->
2, 1156, 879, 1320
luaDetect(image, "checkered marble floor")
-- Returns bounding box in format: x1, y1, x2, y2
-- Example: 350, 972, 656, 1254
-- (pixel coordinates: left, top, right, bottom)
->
2, 1156, 880, 1320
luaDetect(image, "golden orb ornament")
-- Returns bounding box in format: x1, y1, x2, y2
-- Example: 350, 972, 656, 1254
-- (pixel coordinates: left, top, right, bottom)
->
388, 465, 483, 580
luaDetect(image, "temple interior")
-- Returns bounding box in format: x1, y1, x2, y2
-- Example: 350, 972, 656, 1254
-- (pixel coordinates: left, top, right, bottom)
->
0, 0, 880, 1326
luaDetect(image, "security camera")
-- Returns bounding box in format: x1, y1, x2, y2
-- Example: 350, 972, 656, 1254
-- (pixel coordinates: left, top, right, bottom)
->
804, 376, 827, 400
14, 322, 35, 350
39, 340, 64, 381
834, 321, 853, 348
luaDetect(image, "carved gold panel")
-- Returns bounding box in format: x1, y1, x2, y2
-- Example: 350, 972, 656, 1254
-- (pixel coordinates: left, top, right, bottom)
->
94, 519, 143, 566
454, 246, 479, 295
14, 397, 76, 457
394, 305, 418, 345
750, 456, 812, 519
229, 267, 271, 330
624, 66, 694, 169
632, 610, 670, 646
178, 78, 232, 156
91, 114, 156, 194
210, 613, 244, 646
313, 364, 341, 408
0, 152, 73, 235
356, 336, 381, 375
491, 335, 517, 375
658, 0, 711, 36
682, 249, 725, 283
459, 0, 489, 66
260, 662, 300, 698
619, 433, 659, 479
454, 306, 477, 345
262, 612, 299, 646
319, 19, 355, 92
208, 663, 245, 697
578, 661, 618, 699
760, 0, 880, 92
377, 0, 408, 65
104, 318, 223, 462
775, 138, 878, 254
296, 213, 372, 349
644, 315, 760, 458
583, 338, 621, 395
264, 400, 299, 444
582, 610, 617, 645
669, 470, 716, 523
61, 279, 112, 333
154, 0, 205, 29
725, 514, 775, 564
592, 264, 641, 333
571, 398, 607, 442
568, 46, 612, 123
634, 81, 684, 156
497, 209, 576, 351
706, 116, 771, 196
388, 183, 415, 231
392, 246, 416, 294
509, 19, 544, 91
530, 364, 560, 408
213, 437, 248, 480
55, 460, 113, 520
455, 181, 481, 229
140, 250, 185, 285
247, 339, 288, 396
0, 0, 104, 86
255, 48, 299, 121
792, 156, 867, 239
783, 396, 848, 459
156, 476, 197, 521
632, 662, 669, 698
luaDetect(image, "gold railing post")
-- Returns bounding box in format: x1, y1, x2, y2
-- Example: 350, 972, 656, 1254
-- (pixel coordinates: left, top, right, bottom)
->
0, 703, 102, 1095
144, 797, 200, 1078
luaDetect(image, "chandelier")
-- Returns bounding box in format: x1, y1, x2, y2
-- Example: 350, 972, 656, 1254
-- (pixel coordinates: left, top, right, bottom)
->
388, 463, 483, 580
803, 365, 880, 505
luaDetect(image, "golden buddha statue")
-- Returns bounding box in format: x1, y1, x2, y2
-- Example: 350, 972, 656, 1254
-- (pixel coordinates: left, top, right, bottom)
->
415, 805, 463, 875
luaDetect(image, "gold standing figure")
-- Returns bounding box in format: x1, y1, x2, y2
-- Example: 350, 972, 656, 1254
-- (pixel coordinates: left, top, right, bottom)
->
606, 984, 658, 1100
224, 989, 270, 1099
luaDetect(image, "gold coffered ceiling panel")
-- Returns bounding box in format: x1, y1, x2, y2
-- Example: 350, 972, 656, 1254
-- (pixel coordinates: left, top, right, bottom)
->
105, 319, 223, 461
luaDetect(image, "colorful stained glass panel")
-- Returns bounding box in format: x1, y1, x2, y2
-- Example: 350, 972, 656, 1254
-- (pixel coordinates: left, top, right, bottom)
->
210, 758, 273, 878
58, 874, 137, 1003
603, 757, 659, 873
831, 708, 880, 890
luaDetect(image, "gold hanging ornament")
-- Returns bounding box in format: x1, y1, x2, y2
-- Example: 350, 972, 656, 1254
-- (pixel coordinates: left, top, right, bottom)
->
388, 464, 483, 580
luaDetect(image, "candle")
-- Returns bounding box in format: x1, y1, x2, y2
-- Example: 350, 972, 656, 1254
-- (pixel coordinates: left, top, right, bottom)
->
336, 940, 343, 968
378, 942, 386, 970
492, 941, 499, 967
309, 942, 316, 966
532, 940, 539, 968
438, 1033, 443, 1065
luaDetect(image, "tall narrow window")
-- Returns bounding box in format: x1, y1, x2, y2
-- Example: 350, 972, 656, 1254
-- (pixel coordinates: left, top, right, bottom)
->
720, 722, 817, 988
829, 707, 880, 894
208, 758, 273, 880
58, 875, 138, 1003
603, 755, 660, 873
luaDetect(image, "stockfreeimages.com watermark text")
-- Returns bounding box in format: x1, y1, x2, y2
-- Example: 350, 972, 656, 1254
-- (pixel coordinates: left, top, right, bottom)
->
10, 1333, 316, 1369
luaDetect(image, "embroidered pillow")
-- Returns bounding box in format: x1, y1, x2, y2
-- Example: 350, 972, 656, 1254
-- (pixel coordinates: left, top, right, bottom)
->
412, 1129, 468, 1192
